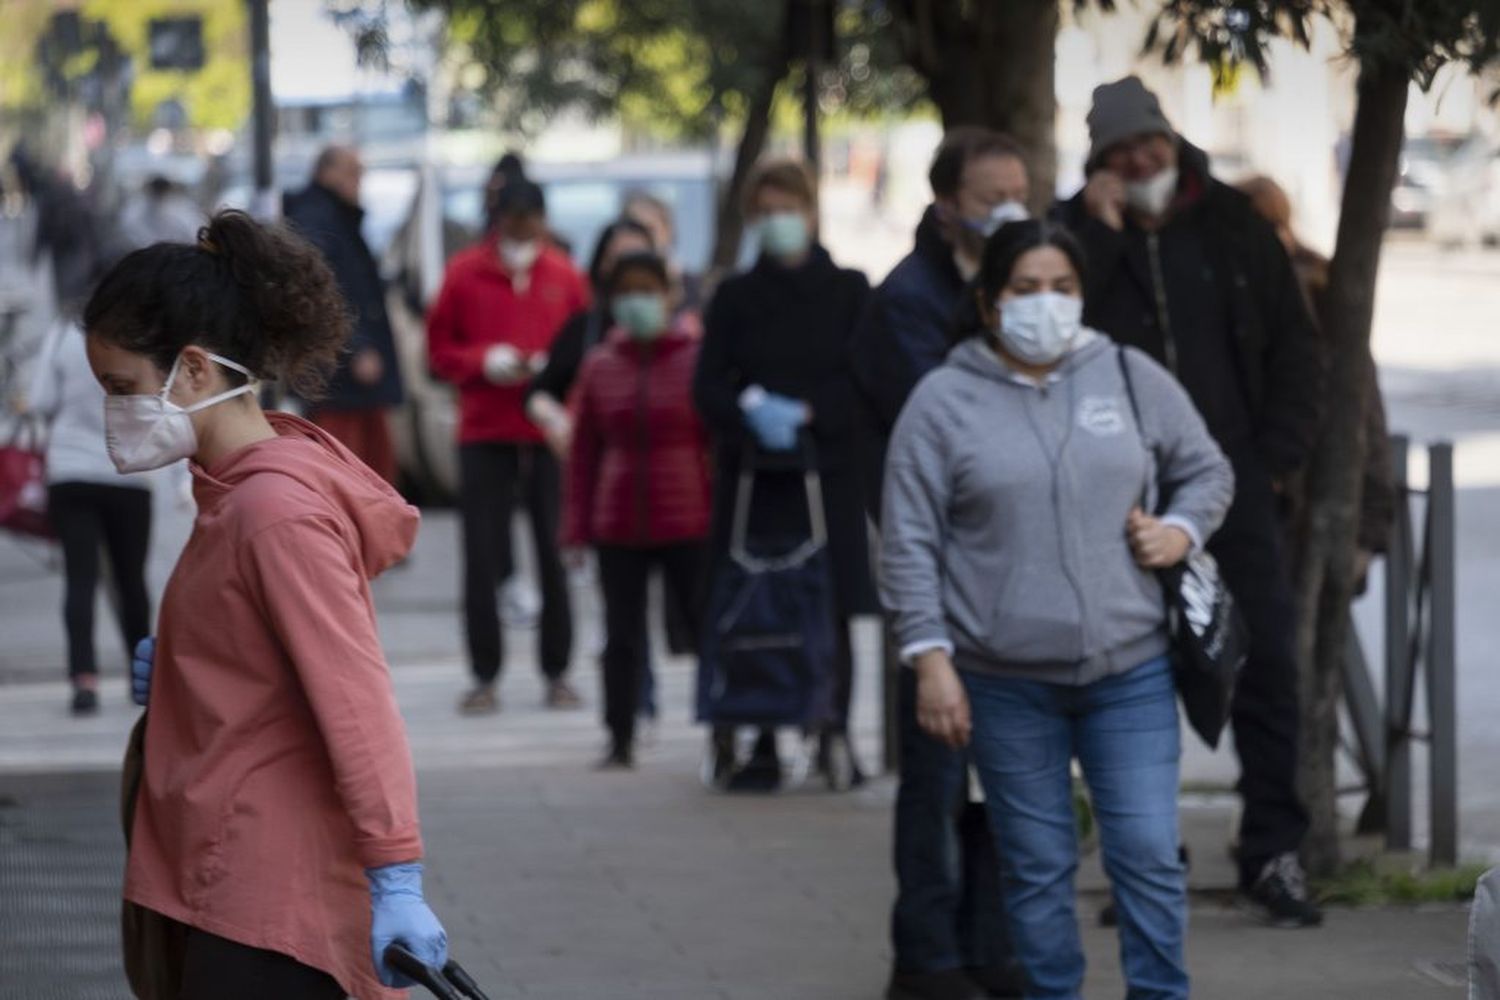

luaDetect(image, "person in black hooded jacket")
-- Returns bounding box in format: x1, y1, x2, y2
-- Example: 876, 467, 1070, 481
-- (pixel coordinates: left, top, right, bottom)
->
693, 157, 874, 793
1054, 76, 1325, 929
284, 146, 405, 484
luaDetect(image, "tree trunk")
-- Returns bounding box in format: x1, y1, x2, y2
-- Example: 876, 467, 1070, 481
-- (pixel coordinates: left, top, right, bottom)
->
1293, 49, 1409, 878
709, 55, 788, 280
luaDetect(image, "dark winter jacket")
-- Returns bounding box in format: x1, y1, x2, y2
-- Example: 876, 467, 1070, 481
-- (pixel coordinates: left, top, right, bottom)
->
693, 247, 876, 615
284, 183, 404, 410
562, 323, 710, 547
1054, 142, 1324, 482
849, 205, 967, 514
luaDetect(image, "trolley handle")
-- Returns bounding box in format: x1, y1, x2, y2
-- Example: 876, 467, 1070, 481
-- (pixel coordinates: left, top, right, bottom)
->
384, 944, 493, 1000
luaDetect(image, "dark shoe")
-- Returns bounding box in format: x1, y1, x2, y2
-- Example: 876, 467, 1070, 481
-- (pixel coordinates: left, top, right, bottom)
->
1242, 853, 1324, 928
545, 679, 583, 710
966, 963, 1026, 998
703, 727, 737, 790
596, 742, 634, 770
886, 968, 982, 1000
816, 730, 866, 792
70, 687, 99, 716
458, 684, 499, 715
726, 731, 782, 793
1099, 900, 1119, 927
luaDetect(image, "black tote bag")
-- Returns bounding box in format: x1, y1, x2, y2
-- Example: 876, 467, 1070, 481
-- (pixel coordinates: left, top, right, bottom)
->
1117, 348, 1247, 748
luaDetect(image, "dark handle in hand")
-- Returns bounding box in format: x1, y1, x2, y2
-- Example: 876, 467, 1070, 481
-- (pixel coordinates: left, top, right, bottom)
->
384, 943, 493, 1000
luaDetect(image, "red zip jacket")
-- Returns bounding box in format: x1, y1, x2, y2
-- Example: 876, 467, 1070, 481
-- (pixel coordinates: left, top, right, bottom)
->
562, 323, 711, 547
427, 241, 590, 443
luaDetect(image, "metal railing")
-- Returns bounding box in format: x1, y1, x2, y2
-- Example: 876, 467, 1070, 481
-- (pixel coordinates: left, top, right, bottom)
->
1343, 435, 1458, 866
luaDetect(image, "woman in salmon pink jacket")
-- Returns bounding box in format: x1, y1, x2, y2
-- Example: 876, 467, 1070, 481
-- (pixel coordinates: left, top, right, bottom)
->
562, 252, 712, 769
82, 211, 447, 1000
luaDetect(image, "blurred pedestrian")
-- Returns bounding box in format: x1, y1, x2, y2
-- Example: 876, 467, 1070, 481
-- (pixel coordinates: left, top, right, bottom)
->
1237, 175, 1394, 587
881, 220, 1233, 1000
852, 127, 1030, 1000
693, 157, 874, 791
86, 210, 447, 999
482, 152, 528, 235
623, 190, 705, 311
1054, 75, 1325, 926
25, 320, 153, 716
428, 179, 588, 714
284, 146, 406, 486
118, 175, 203, 250
561, 251, 710, 769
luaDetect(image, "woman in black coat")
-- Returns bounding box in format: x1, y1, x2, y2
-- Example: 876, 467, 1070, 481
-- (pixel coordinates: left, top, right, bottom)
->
692, 157, 875, 791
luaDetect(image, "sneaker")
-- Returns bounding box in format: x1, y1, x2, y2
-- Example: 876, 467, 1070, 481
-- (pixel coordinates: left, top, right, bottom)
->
458, 685, 500, 715
545, 679, 583, 710
817, 730, 867, 792
886, 968, 982, 1000
70, 687, 99, 716
1242, 853, 1324, 928
965, 963, 1026, 998
726, 731, 782, 793
702, 727, 737, 790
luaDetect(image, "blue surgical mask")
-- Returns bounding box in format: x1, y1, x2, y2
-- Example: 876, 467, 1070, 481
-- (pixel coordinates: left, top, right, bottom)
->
995, 291, 1083, 366
612, 293, 668, 340
758, 212, 811, 260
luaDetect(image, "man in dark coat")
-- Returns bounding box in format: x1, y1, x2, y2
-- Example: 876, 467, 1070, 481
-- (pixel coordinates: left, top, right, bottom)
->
852, 129, 1028, 1000
284, 145, 405, 484
1055, 76, 1325, 928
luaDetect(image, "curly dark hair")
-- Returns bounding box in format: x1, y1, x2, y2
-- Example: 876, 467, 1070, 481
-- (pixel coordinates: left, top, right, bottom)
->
82, 209, 351, 398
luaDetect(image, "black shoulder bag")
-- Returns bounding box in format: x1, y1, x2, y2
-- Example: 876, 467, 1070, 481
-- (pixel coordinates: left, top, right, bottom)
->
1116, 348, 1248, 748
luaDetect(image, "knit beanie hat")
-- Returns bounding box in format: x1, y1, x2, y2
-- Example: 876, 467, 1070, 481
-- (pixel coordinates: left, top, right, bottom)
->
1086, 76, 1175, 170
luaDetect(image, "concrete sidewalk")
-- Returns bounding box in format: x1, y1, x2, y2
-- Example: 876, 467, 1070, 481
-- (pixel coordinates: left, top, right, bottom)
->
0, 655, 1472, 999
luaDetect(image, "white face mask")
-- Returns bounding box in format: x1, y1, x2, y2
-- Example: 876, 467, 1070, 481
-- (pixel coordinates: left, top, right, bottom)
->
499, 238, 541, 274
104, 353, 256, 474
1125, 166, 1179, 217
995, 291, 1084, 366
964, 200, 1030, 239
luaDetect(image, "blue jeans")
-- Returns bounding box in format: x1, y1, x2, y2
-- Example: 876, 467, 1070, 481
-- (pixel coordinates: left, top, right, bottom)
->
962, 657, 1187, 1000
892, 669, 1012, 974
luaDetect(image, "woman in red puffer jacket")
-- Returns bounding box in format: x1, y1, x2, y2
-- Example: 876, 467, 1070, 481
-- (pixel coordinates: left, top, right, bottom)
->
562, 251, 711, 769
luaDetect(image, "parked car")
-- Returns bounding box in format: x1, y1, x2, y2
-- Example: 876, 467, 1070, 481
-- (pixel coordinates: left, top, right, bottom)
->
1389, 135, 1467, 231
383, 152, 724, 502
1428, 134, 1500, 250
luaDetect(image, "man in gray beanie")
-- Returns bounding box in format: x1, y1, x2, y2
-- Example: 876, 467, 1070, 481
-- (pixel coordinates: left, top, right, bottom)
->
1056, 75, 1327, 929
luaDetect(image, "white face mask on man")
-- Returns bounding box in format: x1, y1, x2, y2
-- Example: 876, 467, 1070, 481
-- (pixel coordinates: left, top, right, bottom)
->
994, 291, 1084, 366
1124, 166, 1179, 217
104, 352, 257, 474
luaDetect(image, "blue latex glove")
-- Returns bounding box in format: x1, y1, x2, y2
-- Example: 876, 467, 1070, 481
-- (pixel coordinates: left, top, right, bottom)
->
131, 637, 154, 707
367, 862, 448, 988
744, 393, 807, 452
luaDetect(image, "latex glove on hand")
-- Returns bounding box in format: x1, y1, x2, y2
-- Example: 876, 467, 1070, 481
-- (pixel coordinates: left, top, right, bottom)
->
482, 344, 527, 385
743, 390, 809, 452
131, 637, 154, 707
368, 862, 448, 988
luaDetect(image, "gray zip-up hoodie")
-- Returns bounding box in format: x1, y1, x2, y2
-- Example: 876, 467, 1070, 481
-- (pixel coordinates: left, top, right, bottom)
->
880, 332, 1234, 685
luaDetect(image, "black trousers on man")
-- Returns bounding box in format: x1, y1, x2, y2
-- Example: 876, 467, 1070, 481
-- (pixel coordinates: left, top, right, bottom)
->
47, 482, 152, 680
178, 928, 343, 1000
596, 542, 704, 748
459, 442, 572, 684
1209, 458, 1312, 887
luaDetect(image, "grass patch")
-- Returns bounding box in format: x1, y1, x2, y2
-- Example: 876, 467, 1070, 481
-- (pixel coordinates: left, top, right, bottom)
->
1315, 859, 1490, 905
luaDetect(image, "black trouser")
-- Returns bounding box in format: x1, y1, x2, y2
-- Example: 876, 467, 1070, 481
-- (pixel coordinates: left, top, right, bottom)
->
597, 542, 705, 748
46, 482, 152, 681
891, 667, 1012, 974
459, 442, 572, 684
178, 927, 343, 1000
1210, 464, 1311, 887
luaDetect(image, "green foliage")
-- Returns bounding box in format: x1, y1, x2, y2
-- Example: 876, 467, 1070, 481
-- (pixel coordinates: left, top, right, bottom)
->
1146, 0, 1500, 88
1315, 859, 1489, 906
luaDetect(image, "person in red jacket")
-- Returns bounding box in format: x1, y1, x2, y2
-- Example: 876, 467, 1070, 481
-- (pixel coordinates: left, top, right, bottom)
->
427, 179, 590, 715
562, 252, 711, 768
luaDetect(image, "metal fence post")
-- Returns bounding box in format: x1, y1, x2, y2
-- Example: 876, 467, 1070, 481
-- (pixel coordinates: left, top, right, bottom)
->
1385, 435, 1413, 851
1426, 442, 1458, 866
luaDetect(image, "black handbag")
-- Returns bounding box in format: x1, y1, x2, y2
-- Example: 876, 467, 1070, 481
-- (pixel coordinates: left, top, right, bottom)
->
696, 442, 838, 729
1116, 348, 1247, 748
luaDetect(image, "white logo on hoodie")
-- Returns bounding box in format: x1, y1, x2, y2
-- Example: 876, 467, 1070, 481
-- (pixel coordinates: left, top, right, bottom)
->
1077, 396, 1126, 437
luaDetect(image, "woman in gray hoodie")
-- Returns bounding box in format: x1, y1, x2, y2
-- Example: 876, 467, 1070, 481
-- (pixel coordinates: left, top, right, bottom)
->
880, 220, 1233, 1000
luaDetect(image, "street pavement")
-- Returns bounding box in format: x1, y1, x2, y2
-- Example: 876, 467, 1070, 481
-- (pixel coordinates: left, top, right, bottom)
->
0, 238, 1494, 997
